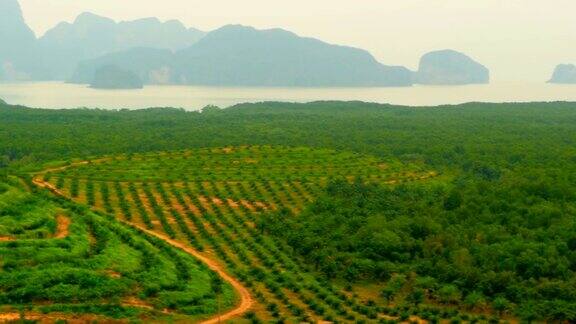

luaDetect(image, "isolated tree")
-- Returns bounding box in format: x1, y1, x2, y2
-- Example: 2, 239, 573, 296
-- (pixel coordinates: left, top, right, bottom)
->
438, 285, 462, 305
407, 288, 425, 306
492, 297, 511, 316
380, 287, 395, 304
464, 291, 486, 311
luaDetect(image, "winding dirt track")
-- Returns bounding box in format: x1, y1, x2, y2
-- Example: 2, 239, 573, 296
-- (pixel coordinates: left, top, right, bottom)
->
127, 223, 253, 324
28, 161, 254, 323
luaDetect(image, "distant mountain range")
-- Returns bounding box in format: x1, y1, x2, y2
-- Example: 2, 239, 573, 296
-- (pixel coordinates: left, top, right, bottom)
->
171, 25, 416, 87
39, 12, 205, 80
0, 0, 203, 82
71, 25, 413, 87
2, 0, 500, 87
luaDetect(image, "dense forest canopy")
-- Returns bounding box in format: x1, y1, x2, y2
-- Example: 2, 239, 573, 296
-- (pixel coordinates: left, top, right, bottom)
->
1, 101, 576, 171
264, 179, 576, 320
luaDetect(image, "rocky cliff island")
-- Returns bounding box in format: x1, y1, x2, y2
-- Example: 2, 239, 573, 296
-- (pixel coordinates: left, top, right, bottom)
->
548, 64, 576, 84
416, 50, 489, 85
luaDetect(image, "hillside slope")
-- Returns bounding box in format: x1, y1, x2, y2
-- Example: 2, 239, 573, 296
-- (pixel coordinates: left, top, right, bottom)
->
172, 25, 413, 87
0, 177, 237, 322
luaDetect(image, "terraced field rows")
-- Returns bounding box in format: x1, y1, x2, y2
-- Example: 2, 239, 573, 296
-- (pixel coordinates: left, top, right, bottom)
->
0, 179, 237, 322
40, 146, 436, 322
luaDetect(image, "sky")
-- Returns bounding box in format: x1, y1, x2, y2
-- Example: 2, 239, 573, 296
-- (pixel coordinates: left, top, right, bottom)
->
19, 0, 576, 82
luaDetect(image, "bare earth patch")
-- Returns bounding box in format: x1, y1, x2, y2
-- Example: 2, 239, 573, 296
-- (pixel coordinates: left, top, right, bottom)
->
0, 312, 111, 323
227, 198, 240, 209
104, 270, 122, 278
122, 297, 155, 310
54, 215, 70, 239
221, 147, 235, 154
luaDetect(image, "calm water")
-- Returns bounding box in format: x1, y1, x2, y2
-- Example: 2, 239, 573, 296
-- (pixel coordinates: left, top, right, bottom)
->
0, 81, 575, 110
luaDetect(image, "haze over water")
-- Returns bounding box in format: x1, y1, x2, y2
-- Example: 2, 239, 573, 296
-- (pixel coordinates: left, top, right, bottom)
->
1, 82, 575, 110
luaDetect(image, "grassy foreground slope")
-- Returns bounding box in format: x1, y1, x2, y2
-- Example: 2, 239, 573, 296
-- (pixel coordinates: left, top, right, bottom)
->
0, 177, 236, 322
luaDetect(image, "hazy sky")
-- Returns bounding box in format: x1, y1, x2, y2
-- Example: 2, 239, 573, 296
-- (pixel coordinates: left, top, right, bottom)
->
19, 0, 576, 82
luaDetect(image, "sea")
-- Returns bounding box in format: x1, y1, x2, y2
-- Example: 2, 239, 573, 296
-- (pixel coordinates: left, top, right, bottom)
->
0, 81, 575, 110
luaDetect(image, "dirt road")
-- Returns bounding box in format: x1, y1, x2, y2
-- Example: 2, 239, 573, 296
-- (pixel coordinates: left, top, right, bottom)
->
127, 222, 254, 324
30, 163, 254, 323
